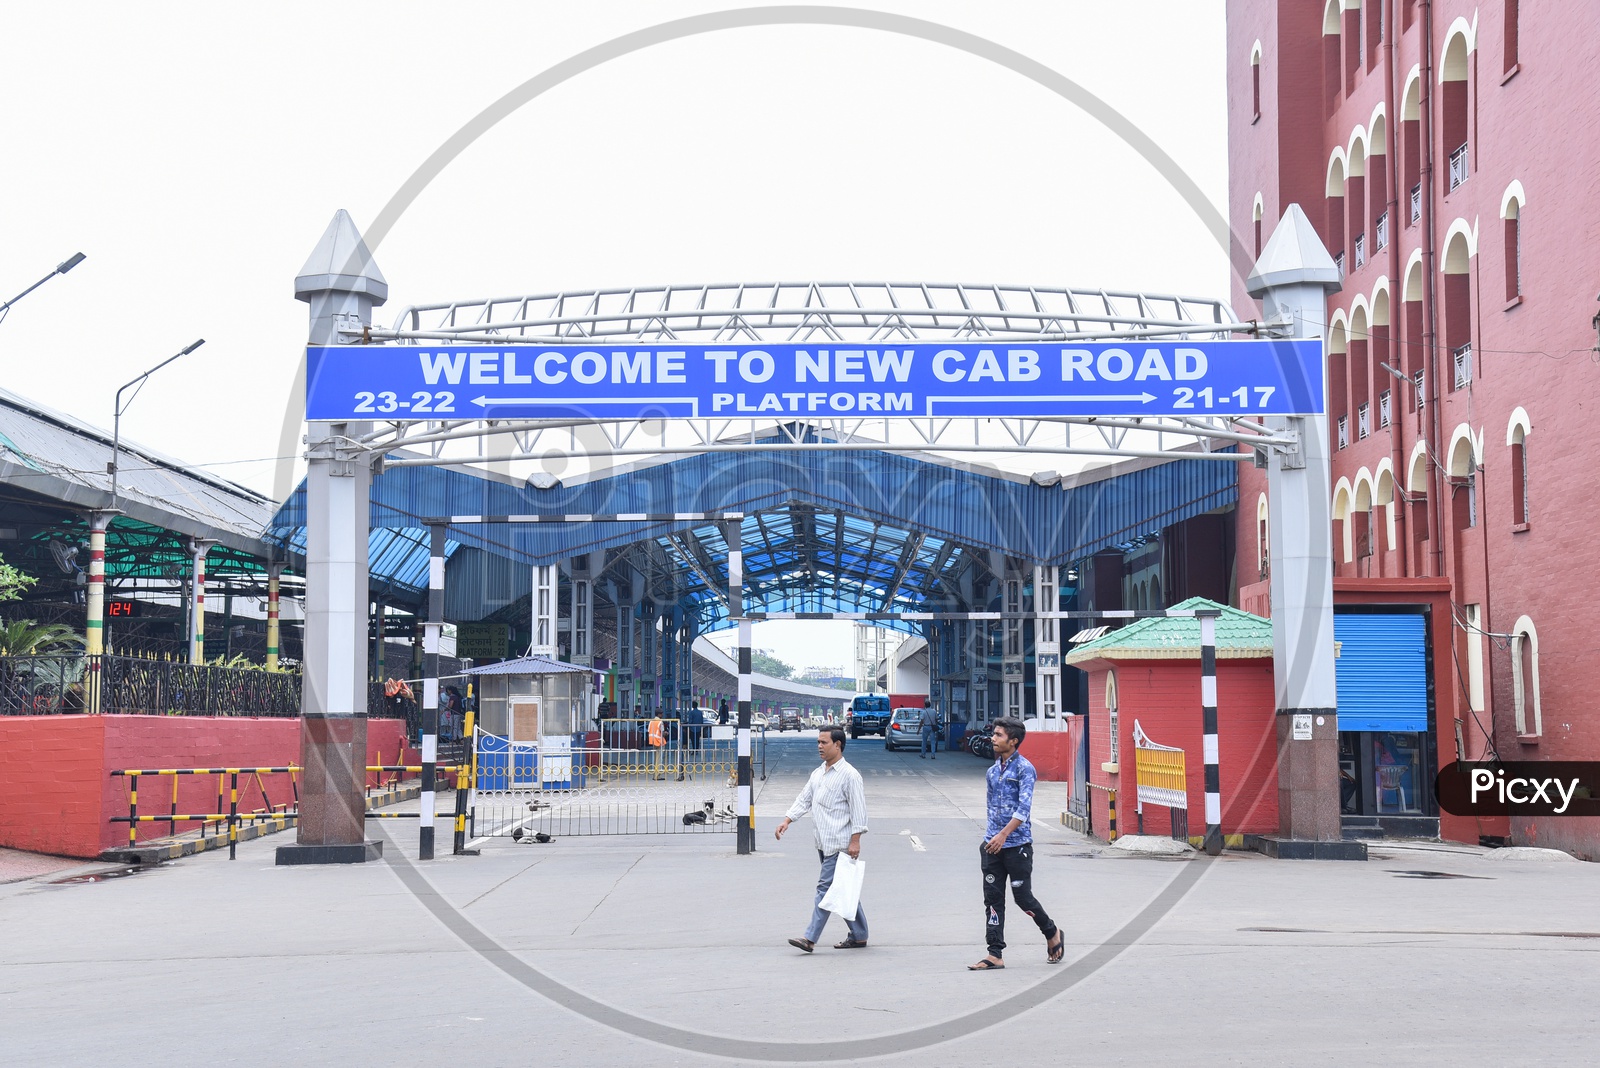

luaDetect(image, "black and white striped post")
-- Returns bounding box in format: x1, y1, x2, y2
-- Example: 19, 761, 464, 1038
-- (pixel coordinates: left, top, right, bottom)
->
1197, 607, 1223, 856
725, 518, 754, 854
420, 524, 445, 860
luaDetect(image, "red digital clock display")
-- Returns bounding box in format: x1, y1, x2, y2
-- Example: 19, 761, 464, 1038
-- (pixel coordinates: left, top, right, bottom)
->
107, 600, 140, 617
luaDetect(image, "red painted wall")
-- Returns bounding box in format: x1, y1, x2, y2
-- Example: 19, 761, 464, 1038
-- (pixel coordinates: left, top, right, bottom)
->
1079, 655, 1278, 841
0, 717, 413, 859
1230, 0, 1600, 854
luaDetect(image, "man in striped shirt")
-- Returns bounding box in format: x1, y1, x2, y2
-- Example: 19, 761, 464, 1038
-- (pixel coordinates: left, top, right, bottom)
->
776, 725, 869, 952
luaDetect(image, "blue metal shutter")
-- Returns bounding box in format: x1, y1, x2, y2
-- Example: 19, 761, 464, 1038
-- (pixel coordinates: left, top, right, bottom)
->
1334, 613, 1428, 731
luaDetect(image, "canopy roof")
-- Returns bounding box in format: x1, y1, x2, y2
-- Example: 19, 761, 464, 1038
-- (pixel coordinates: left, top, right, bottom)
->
1064, 597, 1272, 664
269, 441, 1236, 629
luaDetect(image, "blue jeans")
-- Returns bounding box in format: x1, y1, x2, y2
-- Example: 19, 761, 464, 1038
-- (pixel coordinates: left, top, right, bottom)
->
920, 726, 938, 756
805, 850, 868, 943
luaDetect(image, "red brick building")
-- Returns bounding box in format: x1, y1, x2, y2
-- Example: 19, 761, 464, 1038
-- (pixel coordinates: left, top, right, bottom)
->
1227, 2, 1600, 855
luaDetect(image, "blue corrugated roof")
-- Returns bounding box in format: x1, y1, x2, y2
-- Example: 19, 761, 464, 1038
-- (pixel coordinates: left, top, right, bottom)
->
269, 450, 1235, 625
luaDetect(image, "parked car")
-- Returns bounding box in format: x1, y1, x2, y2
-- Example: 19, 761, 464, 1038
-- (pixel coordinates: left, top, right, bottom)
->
778, 708, 803, 732
751, 712, 770, 731
884, 707, 936, 751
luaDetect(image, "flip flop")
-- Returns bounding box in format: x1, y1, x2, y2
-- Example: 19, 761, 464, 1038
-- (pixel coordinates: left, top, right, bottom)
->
833, 938, 869, 949
787, 938, 815, 953
1047, 931, 1065, 964
967, 958, 1005, 970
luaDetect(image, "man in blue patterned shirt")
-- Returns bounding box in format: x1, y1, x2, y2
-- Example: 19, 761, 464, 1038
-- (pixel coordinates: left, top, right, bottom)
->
969, 716, 1063, 970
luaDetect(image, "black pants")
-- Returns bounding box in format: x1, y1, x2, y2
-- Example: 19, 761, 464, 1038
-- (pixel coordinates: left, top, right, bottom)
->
981, 842, 1056, 958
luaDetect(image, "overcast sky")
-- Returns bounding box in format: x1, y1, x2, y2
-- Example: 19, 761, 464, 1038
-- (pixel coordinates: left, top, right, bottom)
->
1, 1, 1227, 668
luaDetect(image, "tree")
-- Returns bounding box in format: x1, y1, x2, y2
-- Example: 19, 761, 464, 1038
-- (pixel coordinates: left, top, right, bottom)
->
0, 554, 35, 604
0, 620, 84, 656
750, 650, 795, 679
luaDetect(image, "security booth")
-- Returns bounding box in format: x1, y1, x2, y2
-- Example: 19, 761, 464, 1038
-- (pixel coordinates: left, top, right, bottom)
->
467, 655, 594, 792
1065, 598, 1279, 846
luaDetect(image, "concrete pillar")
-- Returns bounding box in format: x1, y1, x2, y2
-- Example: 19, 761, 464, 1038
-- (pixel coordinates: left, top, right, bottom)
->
84, 512, 112, 712
278, 209, 386, 866
265, 561, 283, 672
187, 538, 214, 665
1248, 205, 1363, 859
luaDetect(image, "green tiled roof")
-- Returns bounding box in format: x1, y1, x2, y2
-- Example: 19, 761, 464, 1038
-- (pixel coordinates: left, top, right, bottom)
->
1063, 597, 1272, 664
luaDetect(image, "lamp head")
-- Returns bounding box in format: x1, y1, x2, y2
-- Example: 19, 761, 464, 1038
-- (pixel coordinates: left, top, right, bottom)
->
56, 252, 85, 275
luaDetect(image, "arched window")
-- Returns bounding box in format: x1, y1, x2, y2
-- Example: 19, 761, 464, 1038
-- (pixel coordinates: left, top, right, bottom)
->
1374, 464, 1398, 567
1402, 251, 1425, 403
1511, 616, 1540, 737
1400, 67, 1423, 226
1347, 134, 1368, 269
1149, 577, 1162, 611
1501, 181, 1526, 302
1329, 316, 1350, 446
1448, 426, 1480, 532
1371, 285, 1393, 425
1326, 151, 1348, 267
1341, 0, 1362, 91
1333, 480, 1354, 567
1507, 407, 1532, 527
1323, 1, 1344, 108
1407, 440, 1431, 568
1350, 303, 1371, 436
1442, 222, 1475, 389
1250, 40, 1263, 121
1253, 193, 1265, 259
1368, 106, 1389, 246
1257, 492, 1271, 579
1106, 671, 1120, 763
1440, 26, 1473, 192
1353, 473, 1375, 566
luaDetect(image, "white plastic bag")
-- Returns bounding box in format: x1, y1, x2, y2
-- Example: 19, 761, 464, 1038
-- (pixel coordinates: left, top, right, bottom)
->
818, 854, 866, 916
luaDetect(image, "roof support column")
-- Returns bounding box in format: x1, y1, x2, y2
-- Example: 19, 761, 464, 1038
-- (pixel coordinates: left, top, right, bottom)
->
265, 560, 282, 672
1003, 569, 1026, 722
187, 538, 214, 666
84, 511, 112, 713
278, 210, 386, 866
1249, 206, 1361, 858
1034, 564, 1063, 732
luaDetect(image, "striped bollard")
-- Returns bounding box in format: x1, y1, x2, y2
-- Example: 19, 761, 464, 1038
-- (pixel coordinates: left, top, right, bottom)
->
726, 517, 754, 855
1198, 608, 1223, 856
420, 524, 445, 860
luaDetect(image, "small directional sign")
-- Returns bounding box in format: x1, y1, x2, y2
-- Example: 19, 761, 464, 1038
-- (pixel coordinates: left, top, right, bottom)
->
305, 339, 1324, 420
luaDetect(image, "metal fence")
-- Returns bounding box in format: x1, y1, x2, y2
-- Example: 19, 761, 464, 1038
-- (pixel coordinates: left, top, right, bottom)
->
0, 654, 301, 716
469, 720, 767, 837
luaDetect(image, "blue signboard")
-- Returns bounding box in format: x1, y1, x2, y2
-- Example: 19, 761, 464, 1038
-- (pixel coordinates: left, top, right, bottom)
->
305, 339, 1323, 420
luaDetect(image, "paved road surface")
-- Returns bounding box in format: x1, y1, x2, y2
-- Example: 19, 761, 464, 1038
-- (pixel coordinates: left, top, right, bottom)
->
3, 731, 1596, 1066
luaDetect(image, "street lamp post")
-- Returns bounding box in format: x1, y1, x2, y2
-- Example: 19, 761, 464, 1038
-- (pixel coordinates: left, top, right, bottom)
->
0, 253, 86, 326
110, 339, 205, 512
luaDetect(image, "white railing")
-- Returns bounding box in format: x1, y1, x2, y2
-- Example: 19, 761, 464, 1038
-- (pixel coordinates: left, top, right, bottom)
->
1413, 370, 1426, 409
1453, 343, 1473, 389
1337, 415, 1349, 450
1357, 402, 1371, 439
1449, 144, 1470, 190
1410, 185, 1422, 223
1353, 233, 1366, 269
1379, 389, 1392, 428
1375, 211, 1388, 250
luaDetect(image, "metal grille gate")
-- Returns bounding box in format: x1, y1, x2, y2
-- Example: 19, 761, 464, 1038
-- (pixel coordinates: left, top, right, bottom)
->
469, 719, 758, 837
